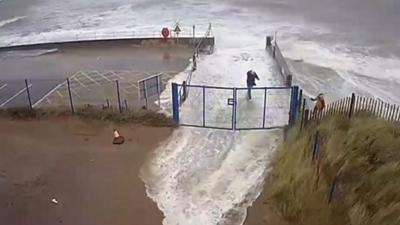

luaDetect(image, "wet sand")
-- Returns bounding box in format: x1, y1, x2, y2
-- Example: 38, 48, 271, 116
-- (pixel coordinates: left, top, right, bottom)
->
0, 118, 173, 225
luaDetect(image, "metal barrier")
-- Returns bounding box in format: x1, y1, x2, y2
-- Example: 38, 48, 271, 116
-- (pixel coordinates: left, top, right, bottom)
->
172, 83, 299, 131
266, 35, 293, 87
138, 73, 162, 108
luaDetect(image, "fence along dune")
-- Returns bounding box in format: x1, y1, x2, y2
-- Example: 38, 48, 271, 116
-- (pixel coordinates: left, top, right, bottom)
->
299, 93, 400, 127
267, 110, 400, 225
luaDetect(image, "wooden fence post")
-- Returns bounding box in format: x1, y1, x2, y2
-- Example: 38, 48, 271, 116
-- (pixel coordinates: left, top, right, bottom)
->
385, 103, 391, 120
324, 103, 329, 117
368, 98, 374, 112
384, 103, 389, 120
298, 90, 303, 112
343, 98, 347, 114
397, 106, 400, 121
362, 97, 367, 111
328, 176, 339, 204
312, 131, 320, 161
300, 99, 306, 130
353, 96, 359, 114
391, 105, 399, 121
372, 99, 378, 115
388, 105, 394, 121
332, 101, 336, 115
67, 78, 75, 114
379, 101, 384, 118
349, 93, 355, 118
392, 105, 397, 121
116, 80, 122, 113
304, 109, 310, 127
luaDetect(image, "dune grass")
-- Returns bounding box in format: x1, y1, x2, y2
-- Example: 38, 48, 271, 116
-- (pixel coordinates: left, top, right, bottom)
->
268, 113, 400, 225
0, 107, 175, 127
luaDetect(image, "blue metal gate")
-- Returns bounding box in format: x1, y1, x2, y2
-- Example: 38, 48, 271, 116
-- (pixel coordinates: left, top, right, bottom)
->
172, 83, 299, 130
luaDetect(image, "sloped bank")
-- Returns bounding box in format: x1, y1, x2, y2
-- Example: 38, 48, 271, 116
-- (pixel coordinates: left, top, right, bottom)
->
246, 113, 400, 225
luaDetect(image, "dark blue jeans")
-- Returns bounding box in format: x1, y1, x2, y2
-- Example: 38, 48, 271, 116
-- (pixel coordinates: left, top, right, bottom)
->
247, 85, 253, 99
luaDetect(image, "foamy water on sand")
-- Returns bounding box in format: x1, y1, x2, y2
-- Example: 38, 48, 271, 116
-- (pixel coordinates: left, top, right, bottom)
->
1, 0, 400, 224
141, 24, 288, 224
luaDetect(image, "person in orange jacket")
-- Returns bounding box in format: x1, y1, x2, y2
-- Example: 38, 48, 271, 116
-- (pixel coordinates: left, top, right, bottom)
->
311, 93, 325, 113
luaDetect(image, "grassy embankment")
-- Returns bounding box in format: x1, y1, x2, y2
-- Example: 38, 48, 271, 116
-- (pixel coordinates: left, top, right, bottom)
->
0, 107, 174, 127
268, 113, 400, 225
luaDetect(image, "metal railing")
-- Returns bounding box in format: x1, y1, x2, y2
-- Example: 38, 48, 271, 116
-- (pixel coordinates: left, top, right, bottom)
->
178, 23, 213, 104
194, 23, 213, 54
266, 35, 293, 87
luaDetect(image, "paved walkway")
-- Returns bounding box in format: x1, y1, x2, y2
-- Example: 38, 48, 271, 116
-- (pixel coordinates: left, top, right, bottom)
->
0, 44, 192, 109
0, 71, 177, 109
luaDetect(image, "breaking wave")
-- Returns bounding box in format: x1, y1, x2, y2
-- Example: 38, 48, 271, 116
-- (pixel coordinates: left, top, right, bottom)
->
0, 48, 58, 60
0, 16, 25, 29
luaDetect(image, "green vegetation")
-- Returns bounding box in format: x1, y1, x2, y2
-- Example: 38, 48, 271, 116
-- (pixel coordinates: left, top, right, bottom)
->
0, 107, 174, 127
268, 113, 400, 225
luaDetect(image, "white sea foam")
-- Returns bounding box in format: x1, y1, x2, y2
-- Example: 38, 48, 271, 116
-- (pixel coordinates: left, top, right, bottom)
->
0, 48, 58, 60
0, 16, 25, 29
141, 21, 292, 224
280, 38, 400, 103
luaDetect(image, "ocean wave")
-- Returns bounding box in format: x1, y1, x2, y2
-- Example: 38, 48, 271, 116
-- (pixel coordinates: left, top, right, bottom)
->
0, 48, 58, 60
0, 16, 26, 29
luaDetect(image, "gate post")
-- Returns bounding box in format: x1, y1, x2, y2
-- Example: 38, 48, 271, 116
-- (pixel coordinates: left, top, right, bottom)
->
25, 79, 33, 111
116, 80, 122, 113
232, 88, 237, 130
289, 86, 299, 127
172, 83, 180, 123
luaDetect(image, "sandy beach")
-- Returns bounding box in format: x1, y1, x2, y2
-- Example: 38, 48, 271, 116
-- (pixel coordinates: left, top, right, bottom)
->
0, 117, 172, 225
244, 179, 291, 225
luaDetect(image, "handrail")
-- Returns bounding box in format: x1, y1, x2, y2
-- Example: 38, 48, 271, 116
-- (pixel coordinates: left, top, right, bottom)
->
177, 23, 213, 104
194, 23, 213, 55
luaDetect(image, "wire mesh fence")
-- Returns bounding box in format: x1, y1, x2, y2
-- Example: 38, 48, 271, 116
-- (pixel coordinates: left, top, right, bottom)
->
0, 71, 176, 113
177, 84, 293, 130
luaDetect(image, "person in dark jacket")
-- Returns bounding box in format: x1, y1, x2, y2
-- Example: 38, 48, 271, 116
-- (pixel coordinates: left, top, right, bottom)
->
247, 70, 260, 100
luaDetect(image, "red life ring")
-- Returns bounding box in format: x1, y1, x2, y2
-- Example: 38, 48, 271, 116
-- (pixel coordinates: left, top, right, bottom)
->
161, 28, 170, 38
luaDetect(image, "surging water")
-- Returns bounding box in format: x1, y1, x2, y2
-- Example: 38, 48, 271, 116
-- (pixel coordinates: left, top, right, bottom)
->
141, 24, 289, 224
1, 0, 400, 224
